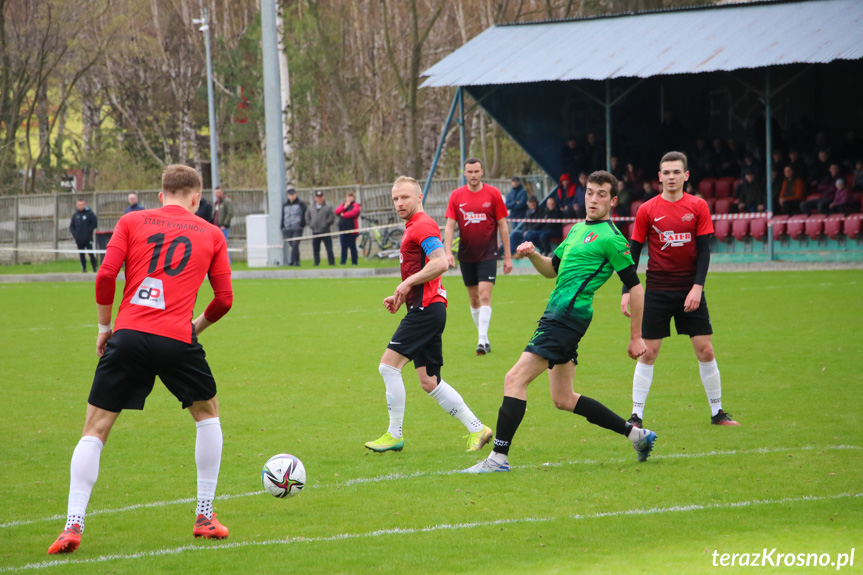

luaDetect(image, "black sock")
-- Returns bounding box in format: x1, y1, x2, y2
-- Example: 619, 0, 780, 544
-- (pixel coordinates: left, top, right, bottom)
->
573, 395, 631, 437
492, 396, 527, 455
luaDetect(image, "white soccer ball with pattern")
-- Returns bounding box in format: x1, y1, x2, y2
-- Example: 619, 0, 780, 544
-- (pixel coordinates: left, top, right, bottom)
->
261, 454, 306, 498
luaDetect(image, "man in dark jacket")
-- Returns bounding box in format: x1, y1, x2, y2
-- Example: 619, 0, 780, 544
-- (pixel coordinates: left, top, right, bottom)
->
196, 195, 213, 223
305, 190, 335, 266
281, 187, 306, 267
70, 199, 98, 272
505, 177, 528, 219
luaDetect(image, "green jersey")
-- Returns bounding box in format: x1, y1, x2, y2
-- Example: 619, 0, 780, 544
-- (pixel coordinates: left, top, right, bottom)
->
544, 219, 634, 331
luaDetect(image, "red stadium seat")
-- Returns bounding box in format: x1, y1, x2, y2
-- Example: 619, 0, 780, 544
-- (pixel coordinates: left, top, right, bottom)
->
844, 215, 862, 239
845, 173, 855, 189
824, 217, 844, 240
714, 179, 732, 198
731, 218, 749, 241
771, 215, 789, 240
705, 197, 717, 214
786, 215, 807, 240
630, 200, 644, 218
698, 178, 716, 198
749, 217, 768, 240
805, 214, 826, 240
714, 198, 733, 215
713, 219, 732, 241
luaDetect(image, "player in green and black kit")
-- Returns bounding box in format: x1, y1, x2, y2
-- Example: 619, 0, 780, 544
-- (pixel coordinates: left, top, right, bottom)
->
464, 171, 657, 473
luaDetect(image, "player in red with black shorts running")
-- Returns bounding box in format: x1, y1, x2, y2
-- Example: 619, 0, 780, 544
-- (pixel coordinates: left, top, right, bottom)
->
364, 176, 493, 454
444, 158, 512, 355
620, 151, 739, 428
48, 165, 234, 555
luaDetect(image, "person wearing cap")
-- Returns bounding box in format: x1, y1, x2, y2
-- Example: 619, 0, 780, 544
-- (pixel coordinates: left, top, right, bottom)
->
305, 190, 336, 266
281, 187, 307, 267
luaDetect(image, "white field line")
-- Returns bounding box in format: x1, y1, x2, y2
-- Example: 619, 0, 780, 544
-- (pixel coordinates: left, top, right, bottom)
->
2, 444, 858, 531
4, 492, 860, 573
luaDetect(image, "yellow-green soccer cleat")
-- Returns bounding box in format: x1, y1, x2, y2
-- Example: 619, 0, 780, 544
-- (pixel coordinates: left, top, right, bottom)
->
364, 432, 405, 453
464, 426, 494, 452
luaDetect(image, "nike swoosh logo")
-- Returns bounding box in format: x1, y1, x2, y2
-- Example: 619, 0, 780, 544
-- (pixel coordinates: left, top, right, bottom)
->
389, 341, 401, 345
459, 203, 468, 207
488, 276, 496, 280
654, 216, 666, 222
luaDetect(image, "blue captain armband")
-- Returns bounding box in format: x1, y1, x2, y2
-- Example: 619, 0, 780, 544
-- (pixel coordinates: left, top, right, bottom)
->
420, 236, 444, 256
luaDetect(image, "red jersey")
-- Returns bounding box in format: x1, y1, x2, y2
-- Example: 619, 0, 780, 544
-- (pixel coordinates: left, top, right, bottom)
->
631, 193, 713, 291
400, 211, 447, 310
96, 205, 232, 343
445, 184, 507, 262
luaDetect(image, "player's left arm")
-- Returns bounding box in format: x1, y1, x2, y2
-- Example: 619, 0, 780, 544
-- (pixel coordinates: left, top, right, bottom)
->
497, 217, 513, 274
686, 202, 714, 312
194, 236, 234, 335
393, 238, 448, 307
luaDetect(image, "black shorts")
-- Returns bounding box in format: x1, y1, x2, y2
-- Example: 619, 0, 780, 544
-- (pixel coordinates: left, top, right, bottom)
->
524, 317, 585, 369
642, 289, 713, 340
387, 302, 446, 369
460, 259, 497, 287
89, 329, 217, 412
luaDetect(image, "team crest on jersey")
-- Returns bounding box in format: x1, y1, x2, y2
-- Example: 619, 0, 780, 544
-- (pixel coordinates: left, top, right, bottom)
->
682, 213, 695, 222
584, 232, 597, 244
482, 202, 492, 208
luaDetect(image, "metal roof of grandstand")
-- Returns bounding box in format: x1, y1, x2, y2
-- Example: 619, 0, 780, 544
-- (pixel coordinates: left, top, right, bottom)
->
421, 0, 863, 87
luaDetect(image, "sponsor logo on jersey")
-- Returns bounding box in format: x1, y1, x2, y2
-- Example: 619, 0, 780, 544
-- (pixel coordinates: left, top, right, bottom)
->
130, 277, 166, 310
682, 213, 695, 221
459, 204, 488, 225
584, 231, 597, 244
652, 224, 692, 250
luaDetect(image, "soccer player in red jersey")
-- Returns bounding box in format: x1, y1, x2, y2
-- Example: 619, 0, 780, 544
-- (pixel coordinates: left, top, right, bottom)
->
48, 165, 234, 555
364, 177, 493, 454
620, 152, 739, 428
444, 158, 512, 355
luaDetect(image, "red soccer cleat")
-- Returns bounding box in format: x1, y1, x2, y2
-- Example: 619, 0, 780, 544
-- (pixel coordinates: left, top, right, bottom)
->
193, 513, 229, 539
47, 524, 82, 555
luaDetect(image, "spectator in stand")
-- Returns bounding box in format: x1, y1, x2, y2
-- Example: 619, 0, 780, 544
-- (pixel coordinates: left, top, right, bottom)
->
808, 149, 831, 188
778, 165, 805, 215
726, 139, 743, 170
853, 160, 863, 192
610, 156, 626, 182
614, 180, 631, 217
335, 192, 362, 265
572, 172, 588, 218
559, 137, 583, 178
771, 149, 786, 173
556, 173, 576, 216
801, 176, 837, 216
125, 193, 145, 214
739, 153, 762, 181
735, 170, 765, 213
816, 163, 843, 196
623, 162, 643, 192
641, 181, 658, 203
787, 149, 807, 181
584, 132, 604, 173
511, 196, 541, 254
527, 196, 563, 256
505, 177, 528, 220
828, 179, 852, 214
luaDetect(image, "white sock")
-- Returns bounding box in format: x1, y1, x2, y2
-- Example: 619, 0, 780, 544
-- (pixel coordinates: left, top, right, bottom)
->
699, 359, 722, 416
628, 426, 647, 443
379, 363, 406, 439
67, 436, 104, 532
632, 362, 654, 418
195, 417, 222, 519
478, 306, 492, 344
489, 451, 508, 464
428, 380, 483, 432
470, 306, 480, 329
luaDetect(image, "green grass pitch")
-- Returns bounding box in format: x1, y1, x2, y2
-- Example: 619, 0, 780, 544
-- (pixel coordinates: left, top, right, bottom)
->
1, 269, 861, 573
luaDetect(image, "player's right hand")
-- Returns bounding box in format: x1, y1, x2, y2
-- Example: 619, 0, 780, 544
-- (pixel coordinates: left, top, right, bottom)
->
516, 241, 536, 258
620, 293, 631, 317
627, 337, 646, 360
383, 295, 400, 314
96, 330, 113, 357
446, 253, 456, 268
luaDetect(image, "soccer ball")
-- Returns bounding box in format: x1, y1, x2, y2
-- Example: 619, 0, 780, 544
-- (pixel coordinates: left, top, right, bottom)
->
261, 454, 306, 498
